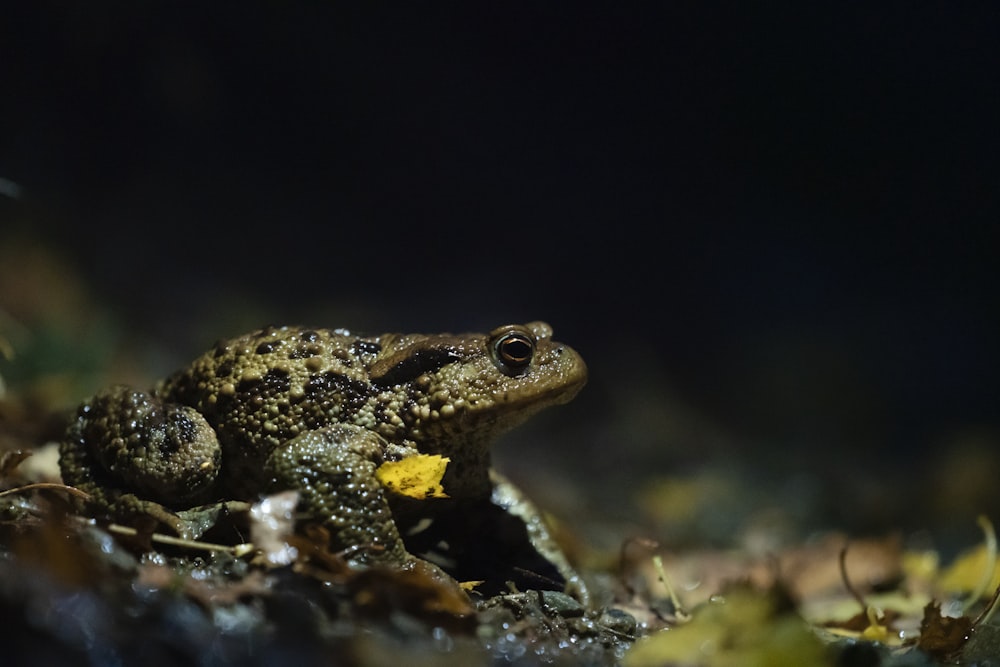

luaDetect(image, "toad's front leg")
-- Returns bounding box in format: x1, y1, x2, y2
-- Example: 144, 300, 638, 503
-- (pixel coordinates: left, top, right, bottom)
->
264, 424, 414, 565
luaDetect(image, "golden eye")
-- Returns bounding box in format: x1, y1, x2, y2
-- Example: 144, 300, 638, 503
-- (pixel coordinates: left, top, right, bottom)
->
491, 329, 535, 372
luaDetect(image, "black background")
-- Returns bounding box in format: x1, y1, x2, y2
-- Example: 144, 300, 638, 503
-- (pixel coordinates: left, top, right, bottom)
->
3, 3, 999, 534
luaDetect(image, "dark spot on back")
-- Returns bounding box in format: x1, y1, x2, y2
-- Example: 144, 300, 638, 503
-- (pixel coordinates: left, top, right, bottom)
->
305, 371, 339, 395
304, 371, 369, 410
290, 344, 322, 359
262, 367, 291, 394
236, 377, 263, 395
170, 410, 198, 447
352, 340, 381, 356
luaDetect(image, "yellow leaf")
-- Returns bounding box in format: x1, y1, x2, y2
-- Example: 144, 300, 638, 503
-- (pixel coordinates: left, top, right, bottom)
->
860, 606, 891, 643
375, 454, 450, 499
902, 549, 939, 583
624, 587, 831, 667
939, 544, 1000, 595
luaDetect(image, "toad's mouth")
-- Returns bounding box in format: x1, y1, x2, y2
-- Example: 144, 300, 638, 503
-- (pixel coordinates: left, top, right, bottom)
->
412, 376, 586, 442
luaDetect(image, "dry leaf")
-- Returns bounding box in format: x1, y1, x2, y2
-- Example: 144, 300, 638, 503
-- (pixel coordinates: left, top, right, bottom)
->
375, 454, 449, 499
348, 560, 476, 633
917, 600, 972, 660
624, 583, 830, 667
249, 490, 300, 567
938, 543, 1000, 595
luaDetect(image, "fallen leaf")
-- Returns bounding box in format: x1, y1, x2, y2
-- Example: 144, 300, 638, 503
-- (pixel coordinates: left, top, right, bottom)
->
286, 524, 353, 582
624, 583, 830, 667
249, 490, 300, 567
348, 560, 476, 633
376, 454, 449, 499
938, 543, 1000, 596
823, 606, 901, 643
916, 600, 972, 660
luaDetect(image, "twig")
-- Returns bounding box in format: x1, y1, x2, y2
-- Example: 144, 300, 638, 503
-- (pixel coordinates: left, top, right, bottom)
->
652, 555, 690, 621
971, 579, 1000, 629
970, 516, 1000, 627
839, 544, 867, 612
0, 482, 91, 500
102, 521, 255, 556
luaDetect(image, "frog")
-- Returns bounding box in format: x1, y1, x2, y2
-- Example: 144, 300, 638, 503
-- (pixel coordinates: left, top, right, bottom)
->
58, 321, 587, 595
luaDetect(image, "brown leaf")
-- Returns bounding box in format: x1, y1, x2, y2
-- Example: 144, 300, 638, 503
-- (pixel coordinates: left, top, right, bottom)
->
285, 523, 353, 581
348, 560, 476, 633
917, 600, 972, 660
770, 532, 903, 599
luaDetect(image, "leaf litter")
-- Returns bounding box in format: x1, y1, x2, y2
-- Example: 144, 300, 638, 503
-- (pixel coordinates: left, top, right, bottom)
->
4, 268, 1000, 665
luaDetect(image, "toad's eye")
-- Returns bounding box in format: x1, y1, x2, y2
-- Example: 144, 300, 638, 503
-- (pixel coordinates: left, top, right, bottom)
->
491, 329, 535, 373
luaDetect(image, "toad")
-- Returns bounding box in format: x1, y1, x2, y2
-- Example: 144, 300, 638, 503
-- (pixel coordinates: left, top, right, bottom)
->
59, 322, 587, 594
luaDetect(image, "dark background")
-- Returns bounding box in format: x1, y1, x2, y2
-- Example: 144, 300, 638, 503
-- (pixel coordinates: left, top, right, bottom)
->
2, 4, 998, 538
